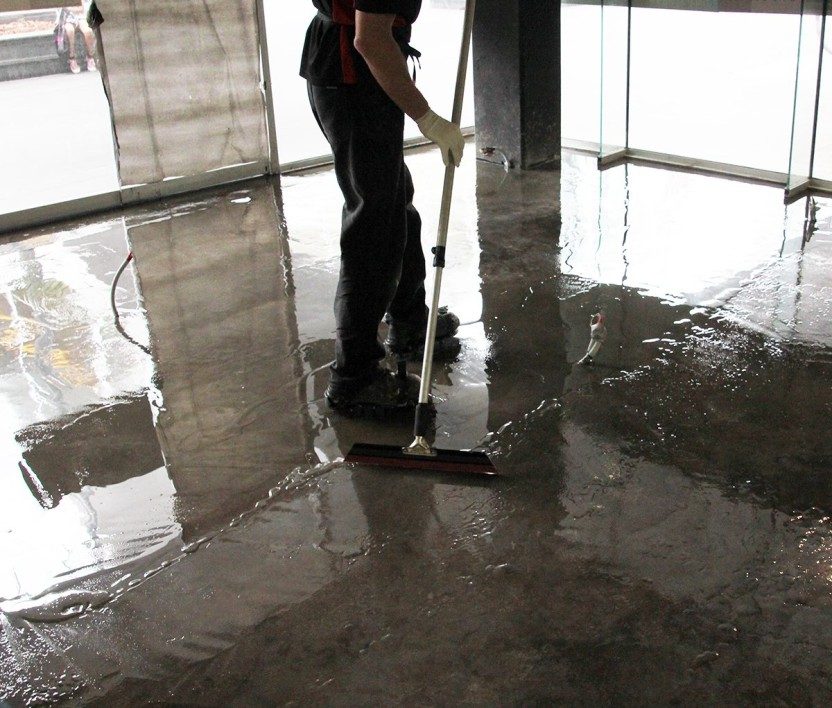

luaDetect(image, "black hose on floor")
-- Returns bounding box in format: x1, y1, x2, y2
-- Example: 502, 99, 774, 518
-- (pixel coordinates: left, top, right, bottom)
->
110, 251, 151, 355
110, 251, 134, 320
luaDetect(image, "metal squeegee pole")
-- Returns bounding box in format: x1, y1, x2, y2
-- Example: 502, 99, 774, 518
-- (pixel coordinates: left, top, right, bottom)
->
416, 0, 476, 407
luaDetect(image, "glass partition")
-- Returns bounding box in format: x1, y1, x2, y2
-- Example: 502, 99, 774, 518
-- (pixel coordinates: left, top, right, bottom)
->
5, 1, 831, 227
1, 0, 268, 221
600, 0, 629, 160
812, 4, 831, 181
574, 1, 832, 198
263, 3, 329, 166
787, 1, 826, 192
407, 0, 474, 139
0, 6, 118, 216
562, 1, 603, 147
265, 1, 474, 168
628, 6, 799, 173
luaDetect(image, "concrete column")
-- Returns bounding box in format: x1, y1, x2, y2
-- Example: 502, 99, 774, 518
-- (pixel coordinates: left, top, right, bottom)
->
472, 0, 561, 170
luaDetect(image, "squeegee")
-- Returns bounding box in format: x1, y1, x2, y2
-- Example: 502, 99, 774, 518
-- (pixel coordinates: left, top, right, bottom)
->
345, 0, 496, 476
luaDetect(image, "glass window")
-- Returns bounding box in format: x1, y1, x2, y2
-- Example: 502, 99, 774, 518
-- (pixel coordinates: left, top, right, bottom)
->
562, 1, 602, 147
788, 2, 825, 190
628, 7, 800, 173
0, 6, 118, 216
265, 1, 474, 168
813, 9, 832, 181
406, 1, 474, 139
600, 0, 629, 157
263, 3, 329, 166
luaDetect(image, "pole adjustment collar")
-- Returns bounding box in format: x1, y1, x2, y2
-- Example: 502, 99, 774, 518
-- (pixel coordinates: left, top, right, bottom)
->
431, 246, 446, 268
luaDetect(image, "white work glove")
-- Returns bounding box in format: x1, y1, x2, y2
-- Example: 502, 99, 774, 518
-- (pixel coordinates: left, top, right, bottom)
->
416, 109, 464, 167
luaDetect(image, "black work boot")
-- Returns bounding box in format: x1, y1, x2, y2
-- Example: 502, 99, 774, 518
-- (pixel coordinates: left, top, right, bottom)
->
325, 366, 420, 418
384, 307, 461, 360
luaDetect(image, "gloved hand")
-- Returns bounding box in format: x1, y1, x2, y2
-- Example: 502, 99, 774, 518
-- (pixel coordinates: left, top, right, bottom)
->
416, 109, 464, 167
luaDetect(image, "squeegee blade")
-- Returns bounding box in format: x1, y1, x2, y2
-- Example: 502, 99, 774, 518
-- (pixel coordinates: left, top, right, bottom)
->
345, 443, 497, 476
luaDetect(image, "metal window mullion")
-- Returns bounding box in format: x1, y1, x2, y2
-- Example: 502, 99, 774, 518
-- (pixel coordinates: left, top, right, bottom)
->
625, 0, 632, 149
808, 0, 828, 180
255, 0, 280, 175
787, 0, 807, 186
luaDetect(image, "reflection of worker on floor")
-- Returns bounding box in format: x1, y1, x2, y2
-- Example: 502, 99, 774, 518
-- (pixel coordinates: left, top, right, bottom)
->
60, 2, 96, 74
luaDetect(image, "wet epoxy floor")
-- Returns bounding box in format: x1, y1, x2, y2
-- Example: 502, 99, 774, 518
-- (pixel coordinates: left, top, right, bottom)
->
1, 149, 831, 705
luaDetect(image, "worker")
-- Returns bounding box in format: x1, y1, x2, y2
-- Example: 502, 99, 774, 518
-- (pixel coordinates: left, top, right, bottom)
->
301, 0, 464, 417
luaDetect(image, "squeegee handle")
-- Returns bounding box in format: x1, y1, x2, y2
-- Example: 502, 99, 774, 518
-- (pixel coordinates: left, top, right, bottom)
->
415, 0, 476, 410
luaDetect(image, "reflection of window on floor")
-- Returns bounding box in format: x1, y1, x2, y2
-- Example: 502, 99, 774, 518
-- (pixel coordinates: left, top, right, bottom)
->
0, 216, 161, 602
0, 7, 117, 216
264, 3, 474, 167
558, 152, 831, 342
0, 219, 152, 433
1, 458, 179, 602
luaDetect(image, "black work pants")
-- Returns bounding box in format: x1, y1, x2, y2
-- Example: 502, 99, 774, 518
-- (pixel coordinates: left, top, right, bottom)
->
307, 79, 427, 388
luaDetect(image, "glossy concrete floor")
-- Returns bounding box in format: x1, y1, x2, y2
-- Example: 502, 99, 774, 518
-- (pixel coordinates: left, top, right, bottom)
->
1, 149, 831, 705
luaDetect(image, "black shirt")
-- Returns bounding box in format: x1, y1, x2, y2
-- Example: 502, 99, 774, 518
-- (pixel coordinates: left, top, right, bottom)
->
300, 0, 422, 86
